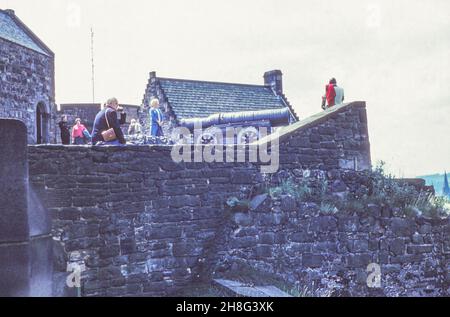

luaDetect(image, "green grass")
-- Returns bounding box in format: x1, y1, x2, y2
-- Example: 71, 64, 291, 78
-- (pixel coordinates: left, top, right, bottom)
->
263, 161, 450, 219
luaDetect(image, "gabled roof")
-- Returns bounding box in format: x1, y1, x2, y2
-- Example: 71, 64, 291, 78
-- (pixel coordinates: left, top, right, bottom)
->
156, 77, 298, 121
0, 9, 53, 56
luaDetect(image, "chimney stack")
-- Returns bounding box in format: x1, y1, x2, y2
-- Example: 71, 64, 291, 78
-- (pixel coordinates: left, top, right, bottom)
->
264, 70, 283, 95
4, 9, 15, 16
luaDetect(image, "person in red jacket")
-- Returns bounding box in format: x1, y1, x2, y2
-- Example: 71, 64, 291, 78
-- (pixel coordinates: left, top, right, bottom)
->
322, 78, 337, 109
72, 118, 88, 145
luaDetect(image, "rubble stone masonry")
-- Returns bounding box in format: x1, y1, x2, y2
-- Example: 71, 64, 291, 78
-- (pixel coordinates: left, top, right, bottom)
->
27, 102, 449, 296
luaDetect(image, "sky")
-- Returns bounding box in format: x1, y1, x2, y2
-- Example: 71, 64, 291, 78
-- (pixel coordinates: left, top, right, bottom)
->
1, 0, 449, 177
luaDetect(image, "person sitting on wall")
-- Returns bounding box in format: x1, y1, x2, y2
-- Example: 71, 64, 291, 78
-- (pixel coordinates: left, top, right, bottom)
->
128, 118, 142, 136
71, 118, 88, 145
321, 78, 337, 109
91, 97, 127, 146
149, 98, 164, 138
58, 115, 70, 145
333, 79, 345, 106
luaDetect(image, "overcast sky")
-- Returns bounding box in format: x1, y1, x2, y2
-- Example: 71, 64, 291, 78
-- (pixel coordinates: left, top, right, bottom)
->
1, 0, 449, 177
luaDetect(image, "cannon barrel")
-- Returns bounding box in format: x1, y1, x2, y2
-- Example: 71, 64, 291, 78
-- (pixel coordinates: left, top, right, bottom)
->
179, 107, 291, 130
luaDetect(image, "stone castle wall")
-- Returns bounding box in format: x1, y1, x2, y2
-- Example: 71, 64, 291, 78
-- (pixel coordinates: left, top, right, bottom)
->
29, 145, 257, 296
26, 102, 449, 296
223, 192, 449, 297
0, 37, 56, 144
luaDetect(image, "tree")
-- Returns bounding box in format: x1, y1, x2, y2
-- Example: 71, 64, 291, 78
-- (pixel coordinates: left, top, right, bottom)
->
443, 172, 450, 198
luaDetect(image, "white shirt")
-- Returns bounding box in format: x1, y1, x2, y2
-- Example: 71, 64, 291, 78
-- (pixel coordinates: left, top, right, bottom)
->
334, 86, 345, 105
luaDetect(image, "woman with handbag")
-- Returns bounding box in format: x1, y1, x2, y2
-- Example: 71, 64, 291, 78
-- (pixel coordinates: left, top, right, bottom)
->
91, 98, 127, 146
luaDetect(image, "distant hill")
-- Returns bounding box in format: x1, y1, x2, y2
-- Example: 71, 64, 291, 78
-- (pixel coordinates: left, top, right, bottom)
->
417, 173, 448, 196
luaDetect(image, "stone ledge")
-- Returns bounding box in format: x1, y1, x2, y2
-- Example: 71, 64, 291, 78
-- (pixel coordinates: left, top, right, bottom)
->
256, 101, 366, 145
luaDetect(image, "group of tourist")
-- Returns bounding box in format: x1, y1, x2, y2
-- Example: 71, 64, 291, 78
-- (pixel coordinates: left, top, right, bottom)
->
58, 97, 164, 146
58, 116, 91, 145
58, 78, 341, 146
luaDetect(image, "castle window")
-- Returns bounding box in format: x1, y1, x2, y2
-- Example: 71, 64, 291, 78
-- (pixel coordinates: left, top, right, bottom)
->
0, 62, 5, 72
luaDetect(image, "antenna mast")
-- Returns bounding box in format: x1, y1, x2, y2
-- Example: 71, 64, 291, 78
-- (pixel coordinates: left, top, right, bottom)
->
90, 27, 95, 103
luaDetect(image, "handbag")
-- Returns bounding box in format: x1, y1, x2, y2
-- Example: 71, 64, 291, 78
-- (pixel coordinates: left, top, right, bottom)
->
101, 109, 117, 142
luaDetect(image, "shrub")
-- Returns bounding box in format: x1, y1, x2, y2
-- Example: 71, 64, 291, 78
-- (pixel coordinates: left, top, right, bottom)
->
263, 161, 449, 219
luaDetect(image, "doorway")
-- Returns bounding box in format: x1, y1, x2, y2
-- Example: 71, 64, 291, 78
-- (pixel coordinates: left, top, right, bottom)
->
36, 102, 49, 144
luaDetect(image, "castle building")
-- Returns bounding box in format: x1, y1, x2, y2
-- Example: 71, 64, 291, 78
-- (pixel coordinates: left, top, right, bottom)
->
0, 9, 56, 144
0, 8, 299, 145
140, 70, 299, 143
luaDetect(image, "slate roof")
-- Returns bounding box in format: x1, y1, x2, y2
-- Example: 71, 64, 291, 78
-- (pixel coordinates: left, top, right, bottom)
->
0, 9, 51, 56
157, 77, 298, 121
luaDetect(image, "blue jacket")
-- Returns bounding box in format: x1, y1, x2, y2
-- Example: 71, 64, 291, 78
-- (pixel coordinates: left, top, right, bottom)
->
149, 108, 163, 127
91, 107, 126, 144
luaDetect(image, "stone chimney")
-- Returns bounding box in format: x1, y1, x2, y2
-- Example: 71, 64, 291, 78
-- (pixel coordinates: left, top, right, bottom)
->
264, 70, 283, 95
4, 9, 15, 16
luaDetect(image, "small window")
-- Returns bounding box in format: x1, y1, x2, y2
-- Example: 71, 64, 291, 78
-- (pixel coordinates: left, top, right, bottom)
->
0, 62, 5, 72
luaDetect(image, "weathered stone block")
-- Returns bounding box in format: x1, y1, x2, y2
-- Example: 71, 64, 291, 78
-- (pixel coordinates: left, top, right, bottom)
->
389, 238, 405, 256
259, 233, 275, 245
58, 208, 81, 221
280, 195, 297, 211
350, 239, 369, 253
302, 253, 325, 268
173, 242, 197, 257
367, 204, 381, 217
146, 226, 182, 240
338, 217, 360, 232
390, 218, 415, 237
346, 253, 371, 268
169, 195, 201, 208
233, 213, 253, 227
318, 126, 336, 135
412, 232, 424, 244
289, 137, 310, 148
234, 227, 258, 237
310, 216, 337, 232
290, 230, 314, 243
120, 238, 136, 255
407, 245, 433, 254
99, 245, 121, 259
390, 254, 424, 264
321, 141, 338, 149
231, 171, 254, 184
231, 236, 258, 249
255, 245, 272, 259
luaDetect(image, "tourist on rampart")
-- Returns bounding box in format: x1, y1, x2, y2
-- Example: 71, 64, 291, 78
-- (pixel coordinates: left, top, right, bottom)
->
149, 98, 164, 137
334, 80, 345, 106
91, 97, 127, 145
71, 118, 89, 145
58, 115, 70, 145
128, 119, 142, 136
322, 78, 337, 109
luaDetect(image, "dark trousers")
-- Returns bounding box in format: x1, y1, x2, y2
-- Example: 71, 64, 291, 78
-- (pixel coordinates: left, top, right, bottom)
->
151, 125, 164, 137
74, 137, 85, 145
61, 134, 70, 145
